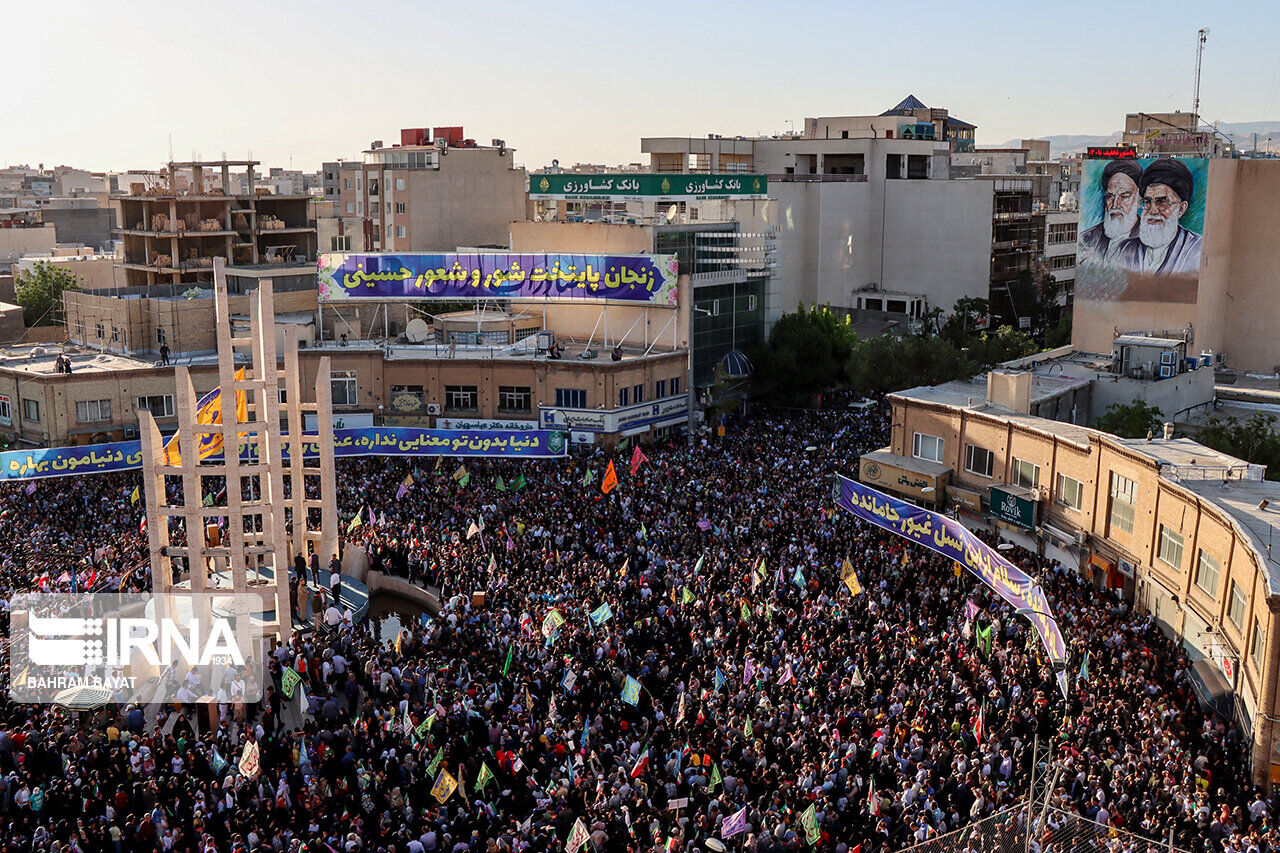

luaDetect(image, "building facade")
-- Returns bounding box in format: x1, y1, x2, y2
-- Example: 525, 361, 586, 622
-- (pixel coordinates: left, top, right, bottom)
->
875, 383, 1280, 786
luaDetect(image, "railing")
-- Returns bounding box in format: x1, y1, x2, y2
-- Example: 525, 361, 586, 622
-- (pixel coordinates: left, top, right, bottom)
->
767, 173, 869, 182
898, 802, 1186, 853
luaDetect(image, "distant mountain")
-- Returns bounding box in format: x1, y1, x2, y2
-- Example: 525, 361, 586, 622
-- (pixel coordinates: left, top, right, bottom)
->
991, 121, 1279, 157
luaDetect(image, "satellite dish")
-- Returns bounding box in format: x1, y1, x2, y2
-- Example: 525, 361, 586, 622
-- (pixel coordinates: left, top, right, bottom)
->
667, 204, 679, 223
405, 318, 431, 344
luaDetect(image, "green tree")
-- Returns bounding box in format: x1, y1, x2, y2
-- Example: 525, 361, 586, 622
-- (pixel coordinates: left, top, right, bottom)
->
1197, 412, 1280, 480
14, 261, 80, 326
751, 304, 858, 406
1091, 399, 1165, 439
846, 333, 978, 395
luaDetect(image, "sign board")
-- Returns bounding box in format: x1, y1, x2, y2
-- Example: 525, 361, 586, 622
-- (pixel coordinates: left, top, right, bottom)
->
668, 798, 690, 810
1116, 557, 1136, 579
948, 486, 983, 513
318, 252, 678, 306
539, 395, 688, 435
989, 485, 1036, 530
859, 456, 944, 502
436, 417, 538, 431
304, 412, 374, 432
1085, 146, 1137, 159
529, 173, 768, 201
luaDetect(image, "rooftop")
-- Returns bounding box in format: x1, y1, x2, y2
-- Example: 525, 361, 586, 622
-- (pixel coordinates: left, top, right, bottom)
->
1183, 478, 1280, 592
0, 345, 160, 375
1116, 437, 1262, 479
308, 337, 683, 364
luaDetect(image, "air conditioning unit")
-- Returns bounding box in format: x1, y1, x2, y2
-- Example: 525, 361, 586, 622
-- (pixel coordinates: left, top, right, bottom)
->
123, 426, 137, 439
1074, 530, 1088, 546
426, 403, 442, 415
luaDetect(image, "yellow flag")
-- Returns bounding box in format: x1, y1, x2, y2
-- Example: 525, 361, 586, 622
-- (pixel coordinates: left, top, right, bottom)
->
901, 550, 910, 567
843, 573, 862, 597
162, 367, 248, 467
130, 486, 140, 505
954, 561, 964, 578
840, 557, 854, 579
431, 769, 458, 803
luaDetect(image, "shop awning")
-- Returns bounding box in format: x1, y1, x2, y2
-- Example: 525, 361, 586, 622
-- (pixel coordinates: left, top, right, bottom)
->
1188, 658, 1234, 719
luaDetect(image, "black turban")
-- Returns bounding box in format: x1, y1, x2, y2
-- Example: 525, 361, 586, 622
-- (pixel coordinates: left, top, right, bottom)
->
1100, 159, 1142, 192
1139, 158, 1194, 202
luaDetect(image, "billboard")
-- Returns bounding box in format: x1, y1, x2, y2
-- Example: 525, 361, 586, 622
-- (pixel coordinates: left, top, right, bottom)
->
318, 252, 678, 306
1074, 157, 1209, 351
528, 173, 768, 201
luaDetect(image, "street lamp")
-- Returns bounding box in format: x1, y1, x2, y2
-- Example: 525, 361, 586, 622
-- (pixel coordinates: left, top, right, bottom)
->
688, 306, 714, 448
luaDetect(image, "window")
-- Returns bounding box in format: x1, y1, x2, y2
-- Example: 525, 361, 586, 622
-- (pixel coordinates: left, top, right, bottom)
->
345, 201, 354, 214
656, 379, 667, 399
330, 235, 351, 251
555, 388, 586, 409
445, 385, 478, 411
965, 445, 994, 478
395, 177, 405, 191
75, 399, 111, 423
1253, 616, 1265, 668
1050, 255, 1076, 271
331, 370, 357, 407
356, 201, 363, 215
1048, 222, 1078, 244
395, 202, 406, 214
498, 386, 530, 413
1194, 550, 1221, 598
912, 432, 943, 463
156, 327, 166, 345
1108, 472, 1136, 534
671, 377, 681, 396
1229, 581, 1247, 630
136, 395, 175, 418
0, 395, 10, 424
1055, 474, 1084, 510
95, 323, 104, 340
22, 398, 39, 422
618, 387, 628, 407
1011, 458, 1040, 489
367, 176, 378, 195
1157, 525, 1184, 570
278, 386, 288, 404
343, 178, 352, 190
633, 384, 644, 404
396, 226, 406, 238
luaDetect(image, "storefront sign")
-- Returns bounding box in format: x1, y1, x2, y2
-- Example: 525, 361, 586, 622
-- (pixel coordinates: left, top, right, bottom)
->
948, 486, 983, 513
990, 485, 1036, 530
859, 456, 941, 501
436, 417, 539, 431
539, 395, 688, 435
529, 173, 768, 201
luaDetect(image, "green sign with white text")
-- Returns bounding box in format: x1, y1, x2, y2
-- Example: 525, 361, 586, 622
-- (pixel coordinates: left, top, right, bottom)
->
529, 173, 768, 201
989, 485, 1036, 530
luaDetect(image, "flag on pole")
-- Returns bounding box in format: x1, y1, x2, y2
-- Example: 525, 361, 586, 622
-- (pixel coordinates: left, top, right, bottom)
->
693, 553, 704, 575
209, 749, 228, 775
1079, 651, 1090, 682
682, 587, 695, 605
792, 567, 806, 589
843, 572, 862, 596
867, 778, 879, 816
621, 676, 641, 706
777, 663, 794, 685
851, 665, 864, 688
453, 464, 468, 482
129, 485, 139, 504
714, 667, 725, 691
396, 473, 414, 501
744, 717, 753, 739
280, 667, 301, 699
426, 747, 444, 778
976, 623, 993, 658
722, 806, 748, 838
743, 658, 755, 684
710, 762, 722, 790
799, 802, 820, 845
431, 770, 458, 803
503, 643, 514, 677
458, 471, 470, 488
601, 460, 618, 494
630, 746, 650, 778
589, 602, 613, 625
466, 521, 480, 540
513, 473, 526, 491
487, 554, 497, 574
202, 491, 214, 507
476, 761, 494, 791
740, 602, 751, 622
495, 475, 507, 491
162, 367, 248, 466
639, 522, 648, 540
582, 468, 595, 487
348, 508, 364, 533
566, 818, 591, 853
629, 444, 648, 476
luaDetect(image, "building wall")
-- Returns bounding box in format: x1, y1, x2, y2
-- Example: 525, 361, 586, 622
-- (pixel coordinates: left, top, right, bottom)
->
1196, 159, 1280, 372
886, 393, 1280, 783
0, 225, 57, 265
882, 179, 993, 314
15, 254, 119, 291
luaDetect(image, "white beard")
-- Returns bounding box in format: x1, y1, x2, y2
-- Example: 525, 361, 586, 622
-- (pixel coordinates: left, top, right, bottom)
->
1139, 215, 1179, 249
1102, 207, 1138, 241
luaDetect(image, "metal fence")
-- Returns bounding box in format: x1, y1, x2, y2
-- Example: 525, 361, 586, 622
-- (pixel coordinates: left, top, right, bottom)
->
896, 802, 1187, 853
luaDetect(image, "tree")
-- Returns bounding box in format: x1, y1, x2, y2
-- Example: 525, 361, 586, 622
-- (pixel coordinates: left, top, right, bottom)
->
1197, 412, 1280, 480
751, 304, 858, 406
846, 333, 977, 395
14, 261, 80, 327
1091, 399, 1165, 439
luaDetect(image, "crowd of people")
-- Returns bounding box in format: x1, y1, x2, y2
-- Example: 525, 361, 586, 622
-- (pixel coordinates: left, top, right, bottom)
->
0, 398, 1271, 853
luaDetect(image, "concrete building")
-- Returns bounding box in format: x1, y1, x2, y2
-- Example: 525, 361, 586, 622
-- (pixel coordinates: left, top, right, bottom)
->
641, 98, 994, 331
15, 247, 121, 292
876, 378, 1280, 786
1123, 111, 1233, 158
327, 126, 527, 253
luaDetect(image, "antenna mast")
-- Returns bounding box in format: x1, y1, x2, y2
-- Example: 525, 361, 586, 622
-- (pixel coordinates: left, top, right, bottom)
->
1193, 28, 1209, 126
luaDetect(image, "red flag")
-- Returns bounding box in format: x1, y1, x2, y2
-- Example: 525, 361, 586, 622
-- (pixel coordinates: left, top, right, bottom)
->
974, 702, 985, 746
629, 444, 648, 476
601, 461, 618, 494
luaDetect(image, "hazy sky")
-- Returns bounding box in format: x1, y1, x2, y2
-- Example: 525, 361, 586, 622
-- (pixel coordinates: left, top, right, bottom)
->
5, 0, 1279, 174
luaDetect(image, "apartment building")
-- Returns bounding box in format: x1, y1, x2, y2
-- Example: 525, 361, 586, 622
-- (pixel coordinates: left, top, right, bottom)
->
875, 375, 1280, 786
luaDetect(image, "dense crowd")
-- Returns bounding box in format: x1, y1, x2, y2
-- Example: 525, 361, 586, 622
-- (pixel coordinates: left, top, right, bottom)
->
0, 399, 1270, 853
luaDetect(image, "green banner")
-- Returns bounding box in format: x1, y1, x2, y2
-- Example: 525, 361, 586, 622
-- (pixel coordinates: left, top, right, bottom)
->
529, 173, 768, 201
989, 485, 1036, 530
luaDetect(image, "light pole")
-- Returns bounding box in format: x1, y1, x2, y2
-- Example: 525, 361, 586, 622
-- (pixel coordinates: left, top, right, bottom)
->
688, 306, 713, 448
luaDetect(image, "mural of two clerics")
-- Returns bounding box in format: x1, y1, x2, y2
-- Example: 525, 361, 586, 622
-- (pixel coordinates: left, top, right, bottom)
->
1076, 156, 1208, 306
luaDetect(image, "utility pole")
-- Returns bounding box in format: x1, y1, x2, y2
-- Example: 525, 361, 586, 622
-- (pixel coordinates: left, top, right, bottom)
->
1193, 28, 1209, 126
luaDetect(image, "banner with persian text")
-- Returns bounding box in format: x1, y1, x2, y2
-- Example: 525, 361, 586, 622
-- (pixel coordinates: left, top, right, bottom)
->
528, 173, 768, 201
318, 252, 678, 306
0, 428, 567, 481
835, 475, 1069, 696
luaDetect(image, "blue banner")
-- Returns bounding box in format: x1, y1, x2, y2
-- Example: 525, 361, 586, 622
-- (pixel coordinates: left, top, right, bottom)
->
0, 428, 568, 481
835, 475, 1069, 696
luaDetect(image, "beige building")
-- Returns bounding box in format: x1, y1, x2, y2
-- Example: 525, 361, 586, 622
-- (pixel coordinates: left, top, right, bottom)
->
877, 375, 1280, 786
327, 127, 526, 253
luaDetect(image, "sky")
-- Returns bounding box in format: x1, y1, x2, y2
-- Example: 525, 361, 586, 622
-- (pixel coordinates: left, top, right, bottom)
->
4, 0, 1279, 174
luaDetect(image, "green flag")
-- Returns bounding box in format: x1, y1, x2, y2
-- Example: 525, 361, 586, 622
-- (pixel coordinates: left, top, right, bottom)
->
426, 747, 444, 778
513, 473, 526, 491
415, 712, 434, 740
976, 623, 993, 658
495, 475, 507, 492
693, 553, 704, 575
682, 587, 696, 605
280, 667, 301, 699
799, 802, 820, 845
583, 469, 595, 486
458, 471, 471, 489
710, 763, 722, 790
503, 644, 514, 677
347, 508, 364, 533
741, 602, 751, 621
640, 522, 647, 540
476, 761, 494, 791
744, 717, 753, 739
202, 492, 214, 507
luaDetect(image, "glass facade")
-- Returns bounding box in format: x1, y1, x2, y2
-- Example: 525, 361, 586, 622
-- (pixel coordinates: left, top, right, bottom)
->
692, 279, 764, 386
